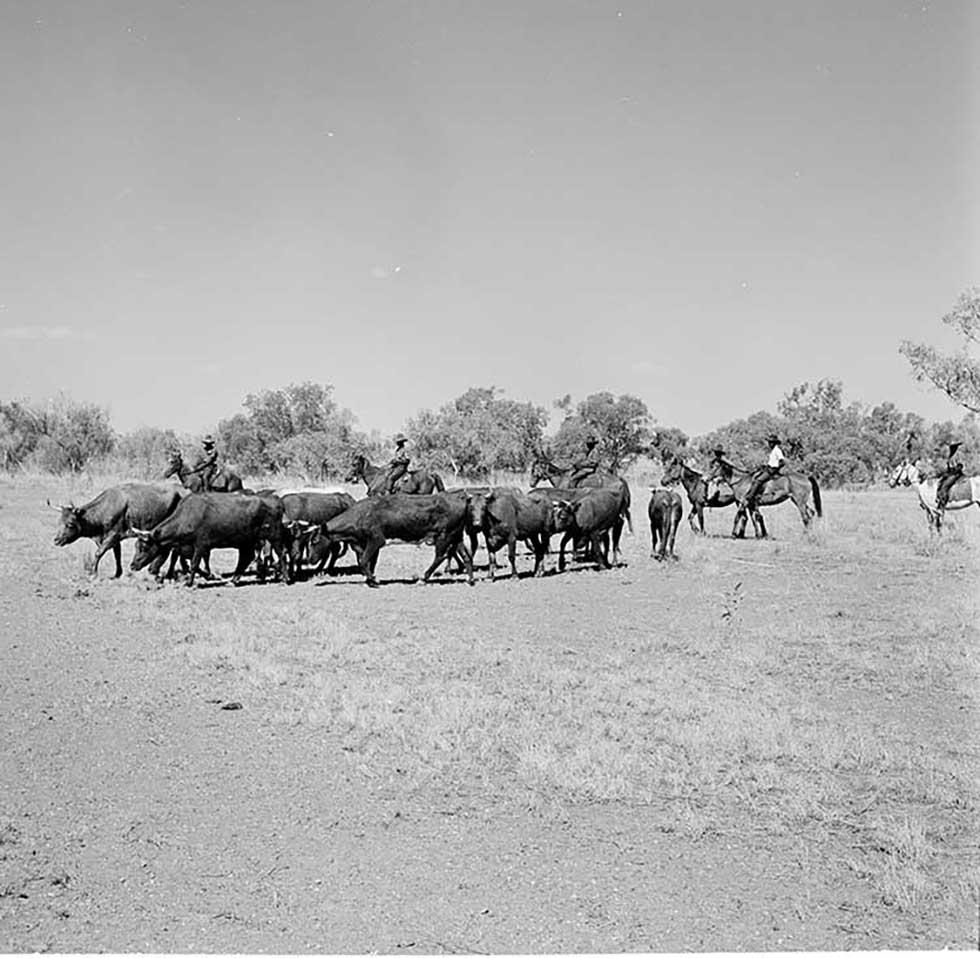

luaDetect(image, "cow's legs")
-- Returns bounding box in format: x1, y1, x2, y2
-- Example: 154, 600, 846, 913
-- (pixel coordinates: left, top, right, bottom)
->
558, 531, 574, 572
593, 531, 612, 569
506, 535, 519, 578
91, 534, 118, 577
359, 537, 385, 587
230, 546, 255, 586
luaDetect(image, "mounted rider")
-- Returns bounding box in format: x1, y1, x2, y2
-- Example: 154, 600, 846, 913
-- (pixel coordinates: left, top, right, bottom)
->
705, 446, 736, 502
188, 435, 219, 491
935, 440, 964, 513
744, 434, 786, 510
569, 434, 602, 487
386, 434, 411, 494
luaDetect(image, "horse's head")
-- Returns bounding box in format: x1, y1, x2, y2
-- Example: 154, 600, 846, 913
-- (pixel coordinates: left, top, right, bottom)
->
660, 456, 682, 486
344, 454, 365, 484
890, 459, 926, 487
529, 459, 553, 488
161, 450, 182, 479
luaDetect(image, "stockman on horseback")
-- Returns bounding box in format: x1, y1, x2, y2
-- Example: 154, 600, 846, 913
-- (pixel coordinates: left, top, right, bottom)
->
188, 435, 219, 491
935, 440, 964, 514
385, 434, 411, 494
569, 433, 602, 486
744, 434, 786, 510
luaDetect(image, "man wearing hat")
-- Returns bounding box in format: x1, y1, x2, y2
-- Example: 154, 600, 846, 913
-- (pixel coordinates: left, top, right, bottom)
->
744, 434, 786, 511
386, 433, 411, 494
570, 433, 603, 487
190, 434, 219, 491
935, 440, 964, 513
706, 446, 736, 502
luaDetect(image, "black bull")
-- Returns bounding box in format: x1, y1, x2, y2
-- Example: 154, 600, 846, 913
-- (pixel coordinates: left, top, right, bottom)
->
318, 493, 473, 588
131, 493, 290, 586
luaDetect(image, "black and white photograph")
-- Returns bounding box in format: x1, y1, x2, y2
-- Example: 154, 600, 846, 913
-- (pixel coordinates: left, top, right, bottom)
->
0, 0, 977, 952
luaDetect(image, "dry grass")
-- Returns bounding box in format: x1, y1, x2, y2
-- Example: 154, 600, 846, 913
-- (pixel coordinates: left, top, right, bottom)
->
9, 474, 979, 928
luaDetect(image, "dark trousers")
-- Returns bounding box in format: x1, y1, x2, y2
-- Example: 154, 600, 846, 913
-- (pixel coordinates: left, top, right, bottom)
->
386, 464, 408, 494
936, 467, 963, 509
745, 466, 780, 507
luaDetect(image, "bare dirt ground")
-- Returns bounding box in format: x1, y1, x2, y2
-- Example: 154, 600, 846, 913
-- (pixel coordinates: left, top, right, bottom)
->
1, 475, 978, 953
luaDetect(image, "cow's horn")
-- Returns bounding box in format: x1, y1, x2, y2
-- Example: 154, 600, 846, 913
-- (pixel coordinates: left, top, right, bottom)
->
46, 499, 63, 510
131, 527, 153, 537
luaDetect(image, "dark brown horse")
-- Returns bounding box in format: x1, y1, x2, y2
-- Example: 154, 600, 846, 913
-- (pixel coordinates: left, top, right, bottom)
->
162, 451, 244, 493
663, 456, 821, 538
345, 453, 446, 497
660, 458, 736, 534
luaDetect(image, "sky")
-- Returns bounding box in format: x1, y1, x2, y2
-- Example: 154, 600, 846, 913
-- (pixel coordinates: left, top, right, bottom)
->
1, 0, 977, 441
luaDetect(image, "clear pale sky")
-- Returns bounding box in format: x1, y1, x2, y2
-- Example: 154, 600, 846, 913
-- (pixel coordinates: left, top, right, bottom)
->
1, 0, 977, 438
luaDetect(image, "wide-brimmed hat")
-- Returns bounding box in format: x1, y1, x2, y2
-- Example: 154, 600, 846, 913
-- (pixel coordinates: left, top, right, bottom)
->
393, 433, 408, 445
202, 434, 215, 446
584, 434, 599, 446
766, 434, 780, 445
712, 446, 726, 457
948, 441, 962, 454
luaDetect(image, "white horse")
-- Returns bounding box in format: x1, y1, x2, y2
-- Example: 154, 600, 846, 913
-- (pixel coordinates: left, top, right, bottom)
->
888, 459, 980, 531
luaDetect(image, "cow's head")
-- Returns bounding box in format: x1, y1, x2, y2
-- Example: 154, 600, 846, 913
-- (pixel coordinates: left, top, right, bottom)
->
284, 519, 319, 561
49, 501, 83, 546
466, 493, 488, 530
552, 499, 578, 532
129, 528, 162, 572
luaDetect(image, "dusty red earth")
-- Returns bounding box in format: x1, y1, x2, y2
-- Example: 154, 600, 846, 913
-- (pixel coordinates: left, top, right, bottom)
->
1, 478, 977, 952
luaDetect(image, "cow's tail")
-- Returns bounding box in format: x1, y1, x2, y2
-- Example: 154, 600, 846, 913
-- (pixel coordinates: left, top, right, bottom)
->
810, 476, 823, 518
623, 503, 633, 535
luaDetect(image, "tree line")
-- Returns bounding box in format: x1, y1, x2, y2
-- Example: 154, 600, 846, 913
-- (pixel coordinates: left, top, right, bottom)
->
1, 378, 976, 487
3, 288, 977, 484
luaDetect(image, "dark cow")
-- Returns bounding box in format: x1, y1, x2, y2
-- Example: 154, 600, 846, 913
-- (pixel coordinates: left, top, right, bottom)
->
552, 488, 628, 572
131, 492, 290, 587
443, 486, 522, 569
648, 488, 683, 561
50, 483, 185, 578
279, 491, 355, 576
318, 493, 473, 588
481, 490, 557, 579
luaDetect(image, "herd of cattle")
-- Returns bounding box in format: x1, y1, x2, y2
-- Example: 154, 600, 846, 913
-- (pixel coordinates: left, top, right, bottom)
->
50, 468, 686, 588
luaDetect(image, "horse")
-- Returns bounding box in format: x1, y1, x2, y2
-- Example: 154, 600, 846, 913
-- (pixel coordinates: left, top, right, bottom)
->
345, 453, 446, 497
162, 450, 244, 493
888, 459, 980, 532
660, 458, 736, 535
529, 457, 633, 564
662, 455, 821, 538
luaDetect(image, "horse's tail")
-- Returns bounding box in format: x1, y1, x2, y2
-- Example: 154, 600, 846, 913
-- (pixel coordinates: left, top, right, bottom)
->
810, 476, 822, 517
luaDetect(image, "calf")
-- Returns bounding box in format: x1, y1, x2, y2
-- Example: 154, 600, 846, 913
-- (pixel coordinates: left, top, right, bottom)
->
552, 488, 628, 572
318, 493, 472, 588
648, 488, 683, 561
131, 492, 290, 587
51, 483, 185, 578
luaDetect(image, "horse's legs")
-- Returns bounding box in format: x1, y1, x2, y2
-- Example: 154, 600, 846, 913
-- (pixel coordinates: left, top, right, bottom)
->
732, 505, 749, 539
753, 509, 768, 539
